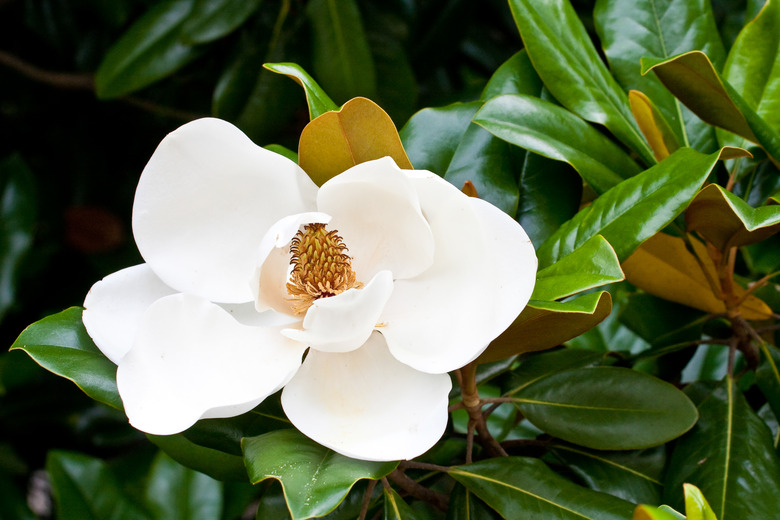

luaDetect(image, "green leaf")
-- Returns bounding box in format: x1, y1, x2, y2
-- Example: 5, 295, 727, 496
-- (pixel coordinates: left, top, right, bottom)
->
383, 487, 420, 520
756, 342, 780, 421
449, 457, 635, 520
537, 147, 727, 268
0, 154, 36, 324
633, 505, 685, 520
532, 235, 624, 301
551, 444, 664, 505
683, 483, 718, 520
446, 484, 501, 520
686, 183, 780, 250
144, 451, 223, 520
242, 430, 397, 520
480, 50, 543, 102
642, 51, 780, 166
10, 307, 121, 409
515, 366, 698, 450
306, 0, 376, 104
147, 433, 247, 482
264, 63, 338, 120
181, 0, 262, 44
593, 0, 725, 150
664, 378, 780, 519
508, 0, 655, 165
476, 94, 642, 194
95, 0, 201, 99
47, 451, 152, 520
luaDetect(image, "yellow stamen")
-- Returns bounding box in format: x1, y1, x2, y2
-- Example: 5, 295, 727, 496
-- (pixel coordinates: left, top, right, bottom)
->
286, 223, 361, 314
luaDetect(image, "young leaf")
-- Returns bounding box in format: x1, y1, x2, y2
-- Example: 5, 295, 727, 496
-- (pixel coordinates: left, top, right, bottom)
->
476, 94, 642, 194
306, 0, 376, 103
683, 483, 718, 520
594, 0, 725, 150
10, 307, 121, 409
242, 430, 397, 520
628, 90, 681, 161
449, 457, 636, 520
685, 183, 780, 250
264, 63, 338, 120
537, 147, 736, 268
514, 366, 698, 450
508, 0, 655, 165
298, 97, 412, 185
95, 0, 201, 99
532, 235, 624, 301
664, 379, 780, 519
478, 292, 613, 363
633, 505, 685, 520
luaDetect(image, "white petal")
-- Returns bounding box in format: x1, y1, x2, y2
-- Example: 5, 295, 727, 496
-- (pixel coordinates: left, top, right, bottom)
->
117, 294, 307, 435
317, 157, 434, 281
380, 172, 537, 374
281, 271, 393, 353
281, 332, 451, 461
82, 264, 176, 364
251, 212, 331, 316
132, 118, 318, 304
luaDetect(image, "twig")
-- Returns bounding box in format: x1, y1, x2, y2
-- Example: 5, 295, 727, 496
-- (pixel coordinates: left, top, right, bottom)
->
0, 49, 94, 90
387, 469, 449, 512
398, 461, 451, 473
358, 479, 377, 520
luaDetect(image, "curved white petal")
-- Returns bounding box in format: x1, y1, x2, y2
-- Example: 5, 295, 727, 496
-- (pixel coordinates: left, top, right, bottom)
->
281, 332, 451, 461
132, 118, 318, 304
83, 264, 176, 364
380, 172, 537, 374
117, 294, 307, 435
251, 212, 331, 316
282, 271, 393, 353
317, 157, 434, 281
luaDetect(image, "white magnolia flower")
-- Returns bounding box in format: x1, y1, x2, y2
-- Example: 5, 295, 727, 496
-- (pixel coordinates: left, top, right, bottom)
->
82, 118, 537, 461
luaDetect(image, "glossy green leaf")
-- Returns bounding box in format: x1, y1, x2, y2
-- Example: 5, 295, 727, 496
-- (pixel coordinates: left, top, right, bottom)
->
181, 0, 262, 44
478, 292, 613, 363
552, 445, 664, 505
306, 0, 376, 104
686, 183, 780, 250
147, 433, 247, 482
532, 235, 624, 301
264, 63, 338, 120
642, 51, 780, 166
508, 0, 655, 165
383, 487, 420, 520
633, 505, 685, 520
720, 0, 780, 142
594, 0, 725, 150
0, 155, 36, 324
683, 483, 718, 520
144, 451, 223, 520
476, 94, 642, 194
242, 430, 397, 520
400, 102, 479, 174
95, 0, 201, 99
502, 348, 609, 397
665, 379, 780, 519
449, 457, 635, 520
537, 147, 728, 268
47, 451, 152, 520
10, 307, 121, 409
446, 484, 501, 520
480, 50, 543, 102
515, 366, 698, 450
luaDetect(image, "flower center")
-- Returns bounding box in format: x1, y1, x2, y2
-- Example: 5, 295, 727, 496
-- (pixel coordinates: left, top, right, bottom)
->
286, 223, 362, 314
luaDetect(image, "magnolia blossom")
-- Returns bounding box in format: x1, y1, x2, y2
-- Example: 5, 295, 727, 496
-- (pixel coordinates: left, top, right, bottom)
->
82, 118, 537, 461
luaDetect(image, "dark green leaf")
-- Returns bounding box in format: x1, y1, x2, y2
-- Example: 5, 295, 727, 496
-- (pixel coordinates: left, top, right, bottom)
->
594, 0, 725, 151
0, 154, 37, 324
264, 63, 338, 120
147, 433, 247, 482
476, 94, 642, 194
515, 366, 698, 450
755, 343, 780, 438
480, 49, 543, 101
383, 487, 420, 520
532, 235, 623, 301
306, 0, 376, 104
47, 451, 152, 520
665, 378, 780, 519
10, 307, 121, 409
537, 147, 725, 268
181, 0, 262, 44
508, 0, 655, 165
95, 0, 200, 99
144, 451, 223, 520
449, 457, 635, 520
446, 484, 500, 520
242, 430, 397, 520
502, 348, 609, 397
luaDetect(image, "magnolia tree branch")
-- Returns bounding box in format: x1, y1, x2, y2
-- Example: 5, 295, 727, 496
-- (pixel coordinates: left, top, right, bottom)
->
387, 469, 449, 512
456, 364, 508, 459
